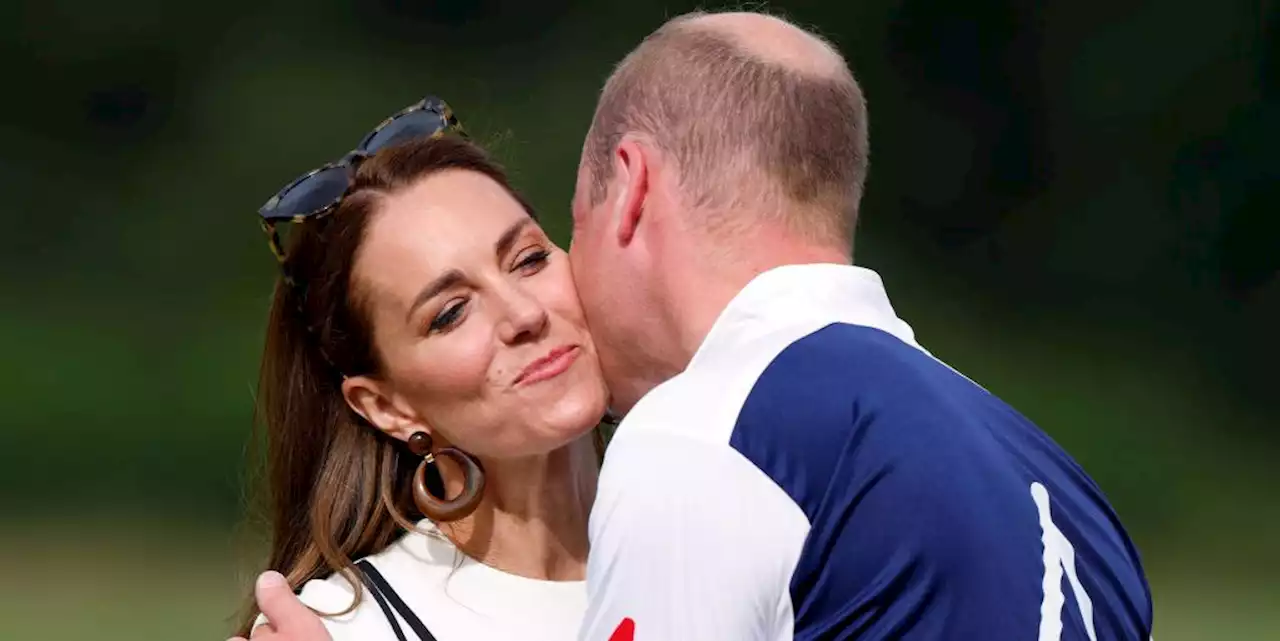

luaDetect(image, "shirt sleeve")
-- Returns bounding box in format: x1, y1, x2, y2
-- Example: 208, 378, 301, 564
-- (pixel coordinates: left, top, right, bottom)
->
577, 429, 810, 641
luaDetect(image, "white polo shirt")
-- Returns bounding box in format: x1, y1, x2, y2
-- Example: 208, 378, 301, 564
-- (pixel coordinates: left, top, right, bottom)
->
578, 263, 1153, 641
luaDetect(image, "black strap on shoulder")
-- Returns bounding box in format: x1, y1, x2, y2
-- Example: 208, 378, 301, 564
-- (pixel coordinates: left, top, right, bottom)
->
355, 560, 408, 641
355, 560, 438, 641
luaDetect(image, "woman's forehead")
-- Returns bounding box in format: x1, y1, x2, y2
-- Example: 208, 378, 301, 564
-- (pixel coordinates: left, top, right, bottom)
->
383, 169, 526, 228
356, 171, 538, 299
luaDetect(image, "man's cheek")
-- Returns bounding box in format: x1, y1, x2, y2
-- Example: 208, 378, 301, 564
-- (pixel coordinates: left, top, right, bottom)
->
568, 244, 585, 280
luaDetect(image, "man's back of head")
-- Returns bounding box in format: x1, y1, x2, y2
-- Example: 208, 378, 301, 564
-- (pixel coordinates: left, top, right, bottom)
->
582, 10, 869, 249
568, 10, 871, 412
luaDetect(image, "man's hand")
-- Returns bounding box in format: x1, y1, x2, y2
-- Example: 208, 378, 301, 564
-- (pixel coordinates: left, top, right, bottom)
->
227, 571, 331, 641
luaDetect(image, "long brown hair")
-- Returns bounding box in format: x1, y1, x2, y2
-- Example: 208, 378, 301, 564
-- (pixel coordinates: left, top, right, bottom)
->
235, 135, 546, 636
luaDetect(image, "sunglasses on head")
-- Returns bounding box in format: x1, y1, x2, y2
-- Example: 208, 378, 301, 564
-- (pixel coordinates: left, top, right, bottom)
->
257, 95, 466, 264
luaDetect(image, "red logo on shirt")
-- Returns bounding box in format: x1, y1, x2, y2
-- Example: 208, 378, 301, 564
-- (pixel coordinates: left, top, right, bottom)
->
608, 618, 635, 641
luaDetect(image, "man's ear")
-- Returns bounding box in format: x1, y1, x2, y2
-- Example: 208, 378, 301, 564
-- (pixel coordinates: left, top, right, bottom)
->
341, 375, 424, 443
612, 137, 651, 246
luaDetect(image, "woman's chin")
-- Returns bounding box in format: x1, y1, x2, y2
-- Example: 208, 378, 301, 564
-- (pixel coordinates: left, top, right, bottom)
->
529, 388, 608, 448
485, 374, 609, 459
560, 396, 611, 433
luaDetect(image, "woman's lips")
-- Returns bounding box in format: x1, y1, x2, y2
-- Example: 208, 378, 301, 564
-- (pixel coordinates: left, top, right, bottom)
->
515, 345, 580, 386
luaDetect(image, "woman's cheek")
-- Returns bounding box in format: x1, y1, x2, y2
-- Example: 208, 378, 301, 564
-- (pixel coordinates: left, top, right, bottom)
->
538, 258, 589, 322
433, 324, 499, 395
391, 320, 493, 403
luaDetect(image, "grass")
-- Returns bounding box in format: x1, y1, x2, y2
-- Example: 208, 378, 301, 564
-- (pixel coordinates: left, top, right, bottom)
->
1, 514, 1275, 640
0, 515, 260, 641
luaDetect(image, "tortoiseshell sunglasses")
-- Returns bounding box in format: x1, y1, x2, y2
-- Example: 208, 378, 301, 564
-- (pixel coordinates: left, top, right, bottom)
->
257, 95, 465, 263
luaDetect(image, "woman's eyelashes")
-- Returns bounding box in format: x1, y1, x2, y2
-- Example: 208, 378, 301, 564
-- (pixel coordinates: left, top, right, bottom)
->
425, 247, 550, 334
429, 299, 467, 333
513, 247, 550, 273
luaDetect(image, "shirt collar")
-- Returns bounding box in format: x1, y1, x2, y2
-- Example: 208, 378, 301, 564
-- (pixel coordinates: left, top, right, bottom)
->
687, 263, 925, 370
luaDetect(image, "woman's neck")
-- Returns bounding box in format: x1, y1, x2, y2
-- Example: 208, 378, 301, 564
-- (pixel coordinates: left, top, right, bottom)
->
438, 434, 598, 581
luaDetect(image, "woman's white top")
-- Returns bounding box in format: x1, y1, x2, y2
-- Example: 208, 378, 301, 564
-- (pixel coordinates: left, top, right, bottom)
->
256, 520, 586, 641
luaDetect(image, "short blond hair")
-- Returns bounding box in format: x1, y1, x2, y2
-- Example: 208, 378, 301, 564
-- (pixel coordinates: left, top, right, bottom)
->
583, 11, 869, 245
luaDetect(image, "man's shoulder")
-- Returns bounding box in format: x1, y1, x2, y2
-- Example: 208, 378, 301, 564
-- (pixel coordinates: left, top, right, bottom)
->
619, 320, 959, 442
615, 322, 859, 443
737, 321, 995, 440
730, 321, 1036, 490
603, 319, 1012, 513
615, 319, 1023, 521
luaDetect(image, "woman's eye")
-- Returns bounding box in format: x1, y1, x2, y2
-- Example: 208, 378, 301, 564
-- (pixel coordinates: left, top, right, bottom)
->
514, 249, 550, 272
429, 301, 466, 332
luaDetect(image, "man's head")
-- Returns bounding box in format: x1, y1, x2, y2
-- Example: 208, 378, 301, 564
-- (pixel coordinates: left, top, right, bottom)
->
568, 11, 870, 412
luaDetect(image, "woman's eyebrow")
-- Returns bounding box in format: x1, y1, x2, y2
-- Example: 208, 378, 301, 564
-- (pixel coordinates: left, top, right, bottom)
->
495, 218, 534, 258
403, 219, 535, 323
406, 270, 463, 323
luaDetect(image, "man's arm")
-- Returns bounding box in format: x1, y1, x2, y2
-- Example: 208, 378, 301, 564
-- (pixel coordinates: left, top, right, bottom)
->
577, 430, 810, 641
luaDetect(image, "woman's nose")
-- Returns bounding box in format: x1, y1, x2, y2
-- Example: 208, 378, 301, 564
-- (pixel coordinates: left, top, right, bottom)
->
496, 286, 549, 345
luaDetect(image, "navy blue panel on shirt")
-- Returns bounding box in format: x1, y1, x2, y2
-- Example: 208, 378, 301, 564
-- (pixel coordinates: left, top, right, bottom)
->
728, 323, 1153, 641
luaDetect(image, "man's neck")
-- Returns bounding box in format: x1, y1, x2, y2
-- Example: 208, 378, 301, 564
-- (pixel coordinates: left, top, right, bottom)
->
440, 436, 598, 581
669, 230, 851, 368
603, 216, 852, 416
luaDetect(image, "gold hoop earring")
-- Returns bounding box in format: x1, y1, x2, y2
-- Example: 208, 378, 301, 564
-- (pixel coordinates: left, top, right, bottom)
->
407, 431, 485, 522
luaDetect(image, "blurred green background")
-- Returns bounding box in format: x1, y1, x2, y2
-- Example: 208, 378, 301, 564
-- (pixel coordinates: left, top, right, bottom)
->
2, 0, 1276, 639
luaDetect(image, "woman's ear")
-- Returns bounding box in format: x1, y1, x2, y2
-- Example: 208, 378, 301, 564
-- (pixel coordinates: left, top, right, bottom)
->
341, 375, 425, 443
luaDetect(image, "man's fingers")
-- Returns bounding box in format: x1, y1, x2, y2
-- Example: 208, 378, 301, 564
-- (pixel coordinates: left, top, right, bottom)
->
247, 621, 269, 640
254, 572, 305, 629
253, 570, 329, 639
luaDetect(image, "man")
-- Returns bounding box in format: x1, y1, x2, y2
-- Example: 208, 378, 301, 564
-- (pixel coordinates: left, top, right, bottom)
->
243, 9, 1154, 641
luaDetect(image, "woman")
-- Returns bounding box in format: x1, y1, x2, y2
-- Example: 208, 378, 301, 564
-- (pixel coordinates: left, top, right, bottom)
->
234, 96, 610, 641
